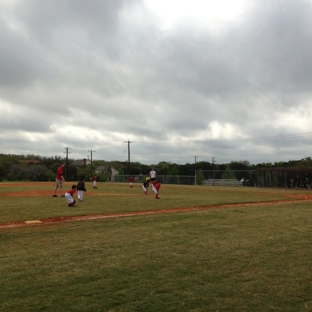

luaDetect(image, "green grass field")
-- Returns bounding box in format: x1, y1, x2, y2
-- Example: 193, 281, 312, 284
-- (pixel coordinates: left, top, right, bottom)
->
1, 182, 312, 311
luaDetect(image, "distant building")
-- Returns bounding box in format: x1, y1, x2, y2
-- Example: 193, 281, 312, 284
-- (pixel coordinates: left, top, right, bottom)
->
19, 160, 41, 165
71, 158, 91, 167
94, 165, 118, 181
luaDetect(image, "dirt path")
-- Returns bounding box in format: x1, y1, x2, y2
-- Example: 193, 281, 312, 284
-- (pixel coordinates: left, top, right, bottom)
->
0, 197, 310, 230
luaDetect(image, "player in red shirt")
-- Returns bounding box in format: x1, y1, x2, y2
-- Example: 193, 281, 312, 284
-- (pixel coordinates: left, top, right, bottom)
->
129, 176, 134, 188
152, 180, 161, 199
65, 185, 77, 207
92, 175, 98, 189
53, 163, 65, 197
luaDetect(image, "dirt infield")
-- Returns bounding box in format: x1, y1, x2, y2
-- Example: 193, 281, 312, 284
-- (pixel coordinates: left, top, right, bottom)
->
0, 190, 136, 197
1, 183, 311, 230
1, 190, 70, 197
0, 196, 311, 230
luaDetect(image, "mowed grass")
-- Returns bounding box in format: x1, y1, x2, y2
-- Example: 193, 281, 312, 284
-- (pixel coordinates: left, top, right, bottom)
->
0, 182, 304, 223
1, 183, 312, 311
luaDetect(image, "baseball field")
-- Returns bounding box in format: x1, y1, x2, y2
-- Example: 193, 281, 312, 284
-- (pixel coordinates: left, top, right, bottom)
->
1, 182, 312, 311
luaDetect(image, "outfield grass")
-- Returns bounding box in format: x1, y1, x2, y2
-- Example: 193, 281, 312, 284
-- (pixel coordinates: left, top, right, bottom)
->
1, 183, 312, 311
0, 182, 303, 223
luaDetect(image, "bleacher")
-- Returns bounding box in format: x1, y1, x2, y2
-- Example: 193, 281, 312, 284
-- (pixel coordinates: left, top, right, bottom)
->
201, 179, 242, 186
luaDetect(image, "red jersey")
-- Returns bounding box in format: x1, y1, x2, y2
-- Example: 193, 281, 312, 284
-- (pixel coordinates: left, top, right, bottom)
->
56, 165, 64, 180
129, 177, 134, 183
92, 176, 97, 181
155, 182, 161, 191
66, 189, 76, 196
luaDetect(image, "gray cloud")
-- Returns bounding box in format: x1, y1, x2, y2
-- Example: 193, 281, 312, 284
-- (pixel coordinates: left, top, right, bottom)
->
1, 0, 312, 165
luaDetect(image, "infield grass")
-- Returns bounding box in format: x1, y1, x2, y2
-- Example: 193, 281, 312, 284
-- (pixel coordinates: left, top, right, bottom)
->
0, 182, 304, 223
1, 183, 312, 311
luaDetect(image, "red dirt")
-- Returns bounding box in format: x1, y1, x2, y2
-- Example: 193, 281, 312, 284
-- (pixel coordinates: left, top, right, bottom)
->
1, 185, 312, 230
0, 190, 135, 197
1, 195, 311, 230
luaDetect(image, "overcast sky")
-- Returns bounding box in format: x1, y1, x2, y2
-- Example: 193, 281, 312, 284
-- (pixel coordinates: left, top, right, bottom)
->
1, 0, 312, 165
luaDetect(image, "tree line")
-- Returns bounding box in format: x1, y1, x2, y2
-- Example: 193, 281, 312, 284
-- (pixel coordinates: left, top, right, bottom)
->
0, 153, 311, 182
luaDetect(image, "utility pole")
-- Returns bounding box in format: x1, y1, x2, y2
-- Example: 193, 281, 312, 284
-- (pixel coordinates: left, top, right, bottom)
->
124, 139, 133, 176
211, 157, 216, 181
194, 156, 198, 163
64, 147, 70, 180
88, 149, 96, 177
211, 157, 215, 165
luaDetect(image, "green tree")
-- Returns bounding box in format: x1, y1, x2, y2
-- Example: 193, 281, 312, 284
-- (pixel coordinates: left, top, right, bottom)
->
156, 161, 171, 175
9, 164, 27, 180
296, 157, 312, 168
26, 164, 50, 181
66, 165, 78, 181
196, 169, 205, 185
221, 164, 236, 179
167, 165, 179, 184
229, 160, 251, 170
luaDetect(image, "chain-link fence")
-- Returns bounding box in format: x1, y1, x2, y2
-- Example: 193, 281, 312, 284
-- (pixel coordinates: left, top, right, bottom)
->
196, 169, 312, 188
256, 170, 312, 188
113, 175, 195, 185
112, 169, 311, 188
195, 170, 258, 186
114, 171, 255, 186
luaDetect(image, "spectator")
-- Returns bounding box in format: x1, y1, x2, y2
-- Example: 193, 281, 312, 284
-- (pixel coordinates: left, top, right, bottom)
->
149, 168, 156, 182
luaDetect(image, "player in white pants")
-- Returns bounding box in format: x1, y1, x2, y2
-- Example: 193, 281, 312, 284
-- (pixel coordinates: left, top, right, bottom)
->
142, 181, 149, 195
77, 178, 86, 202
92, 175, 98, 189
64, 185, 77, 207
